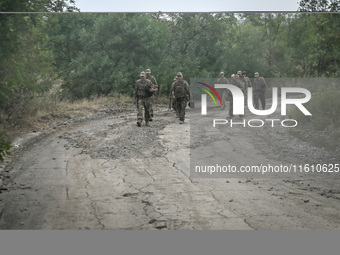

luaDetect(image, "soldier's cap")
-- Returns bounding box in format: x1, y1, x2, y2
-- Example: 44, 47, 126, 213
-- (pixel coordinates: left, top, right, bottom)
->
177, 72, 183, 76
237, 70, 242, 75
140, 71, 146, 77
146, 69, 151, 73
254, 72, 259, 76
220, 72, 224, 75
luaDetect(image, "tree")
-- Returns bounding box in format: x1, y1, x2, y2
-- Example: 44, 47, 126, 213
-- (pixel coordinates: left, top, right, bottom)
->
47, 13, 171, 99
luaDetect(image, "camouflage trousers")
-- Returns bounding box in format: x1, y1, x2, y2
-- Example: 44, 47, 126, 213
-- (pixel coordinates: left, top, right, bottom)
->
137, 97, 151, 123
220, 89, 227, 109
172, 100, 178, 115
254, 90, 266, 110
175, 98, 187, 121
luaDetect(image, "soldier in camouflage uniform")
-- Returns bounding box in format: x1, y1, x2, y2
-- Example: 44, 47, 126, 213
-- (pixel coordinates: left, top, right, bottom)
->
242, 71, 252, 106
216, 72, 229, 110
170, 76, 178, 117
253, 72, 267, 110
134, 71, 154, 127
145, 69, 158, 121
228, 74, 244, 119
170, 72, 190, 124
237, 71, 246, 94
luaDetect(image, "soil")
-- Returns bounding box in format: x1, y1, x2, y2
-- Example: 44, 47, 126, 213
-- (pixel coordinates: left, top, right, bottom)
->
0, 102, 339, 230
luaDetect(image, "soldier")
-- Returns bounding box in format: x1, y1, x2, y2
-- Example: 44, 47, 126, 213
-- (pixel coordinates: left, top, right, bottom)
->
228, 74, 244, 119
216, 72, 229, 110
133, 71, 154, 127
169, 76, 178, 117
253, 72, 267, 110
237, 70, 246, 93
145, 69, 158, 121
242, 71, 252, 106
170, 72, 190, 124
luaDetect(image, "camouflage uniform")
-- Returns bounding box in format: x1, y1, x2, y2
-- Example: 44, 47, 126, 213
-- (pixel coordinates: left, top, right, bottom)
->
228, 74, 244, 118
253, 72, 267, 110
242, 71, 252, 106
134, 72, 154, 126
216, 72, 229, 110
146, 69, 158, 120
170, 72, 190, 124
170, 76, 178, 115
237, 71, 246, 94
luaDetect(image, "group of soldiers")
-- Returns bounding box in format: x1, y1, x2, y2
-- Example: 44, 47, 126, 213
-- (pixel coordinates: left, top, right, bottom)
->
217, 71, 267, 118
134, 70, 191, 126
134, 69, 267, 126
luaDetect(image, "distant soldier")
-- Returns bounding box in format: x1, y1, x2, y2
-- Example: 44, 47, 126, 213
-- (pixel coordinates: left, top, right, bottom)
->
145, 69, 158, 121
169, 76, 178, 117
216, 72, 229, 110
134, 71, 154, 127
253, 72, 267, 110
242, 71, 252, 106
170, 72, 190, 124
228, 74, 244, 119
237, 70, 246, 93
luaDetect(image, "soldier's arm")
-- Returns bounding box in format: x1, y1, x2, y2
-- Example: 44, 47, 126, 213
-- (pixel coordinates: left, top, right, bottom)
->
170, 82, 175, 96
262, 78, 267, 89
147, 80, 154, 92
152, 78, 158, 91
153, 77, 158, 86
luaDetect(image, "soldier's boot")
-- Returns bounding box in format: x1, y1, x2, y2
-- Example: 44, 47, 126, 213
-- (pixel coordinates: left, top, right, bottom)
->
145, 121, 150, 127
137, 122, 141, 127
179, 120, 184, 124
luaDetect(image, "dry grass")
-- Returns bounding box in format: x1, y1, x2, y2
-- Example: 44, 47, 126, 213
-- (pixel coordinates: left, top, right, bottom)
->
1, 87, 169, 140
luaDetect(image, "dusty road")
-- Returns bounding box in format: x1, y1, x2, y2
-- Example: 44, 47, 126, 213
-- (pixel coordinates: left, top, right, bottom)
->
0, 104, 339, 230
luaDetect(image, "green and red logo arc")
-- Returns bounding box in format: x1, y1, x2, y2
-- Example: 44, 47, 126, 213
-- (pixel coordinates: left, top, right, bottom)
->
196, 82, 222, 106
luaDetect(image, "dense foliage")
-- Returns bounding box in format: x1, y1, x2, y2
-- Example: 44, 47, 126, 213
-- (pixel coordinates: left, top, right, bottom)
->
46, 12, 340, 99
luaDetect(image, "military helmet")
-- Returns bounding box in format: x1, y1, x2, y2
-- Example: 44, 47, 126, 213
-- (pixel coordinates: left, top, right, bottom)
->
242, 71, 247, 75
140, 71, 146, 77
177, 72, 183, 76
146, 69, 151, 73
254, 72, 259, 77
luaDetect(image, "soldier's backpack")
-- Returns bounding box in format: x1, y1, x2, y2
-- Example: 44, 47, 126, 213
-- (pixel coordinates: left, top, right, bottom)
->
174, 82, 186, 98
259, 79, 265, 88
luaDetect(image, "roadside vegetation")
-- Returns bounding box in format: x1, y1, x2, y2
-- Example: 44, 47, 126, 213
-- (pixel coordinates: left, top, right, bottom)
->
289, 88, 340, 152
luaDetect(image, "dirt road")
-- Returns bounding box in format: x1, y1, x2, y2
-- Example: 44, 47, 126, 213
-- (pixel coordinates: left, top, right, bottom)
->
0, 105, 339, 229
